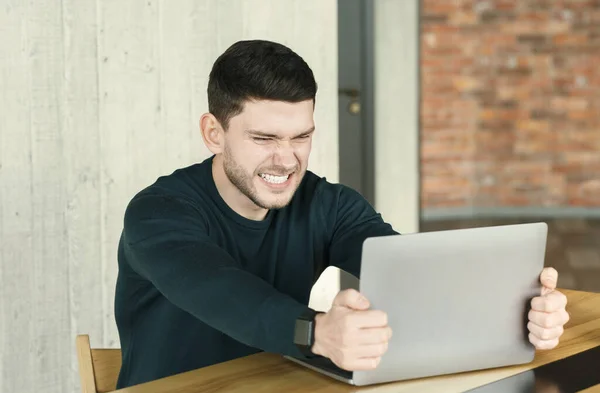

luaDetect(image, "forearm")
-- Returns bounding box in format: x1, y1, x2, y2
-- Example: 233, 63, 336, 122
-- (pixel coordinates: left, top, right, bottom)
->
126, 240, 311, 357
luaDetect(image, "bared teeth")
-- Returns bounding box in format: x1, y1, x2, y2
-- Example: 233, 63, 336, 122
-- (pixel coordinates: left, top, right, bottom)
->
260, 173, 289, 184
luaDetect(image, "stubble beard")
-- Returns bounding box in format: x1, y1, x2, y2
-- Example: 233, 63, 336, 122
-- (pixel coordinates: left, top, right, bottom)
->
222, 145, 302, 210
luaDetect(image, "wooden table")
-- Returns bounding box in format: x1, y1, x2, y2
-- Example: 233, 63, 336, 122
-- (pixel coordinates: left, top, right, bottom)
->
115, 289, 600, 393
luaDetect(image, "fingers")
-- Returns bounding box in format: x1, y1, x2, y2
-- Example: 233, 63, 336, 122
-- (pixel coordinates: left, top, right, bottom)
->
352, 310, 389, 329
335, 342, 390, 371
528, 308, 570, 329
528, 289, 569, 350
356, 327, 393, 345
354, 342, 389, 358
540, 267, 558, 294
529, 333, 559, 350
531, 291, 568, 313
528, 321, 564, 341
326, 293, 392, 372
333, 289, 370, 311
339, 357, 382, 371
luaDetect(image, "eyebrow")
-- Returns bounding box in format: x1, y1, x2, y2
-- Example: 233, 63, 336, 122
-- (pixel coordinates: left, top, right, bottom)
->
245, 126, 315, 139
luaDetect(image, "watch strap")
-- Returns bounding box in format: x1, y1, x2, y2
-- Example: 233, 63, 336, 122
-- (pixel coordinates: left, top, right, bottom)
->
293, 308, 321, 358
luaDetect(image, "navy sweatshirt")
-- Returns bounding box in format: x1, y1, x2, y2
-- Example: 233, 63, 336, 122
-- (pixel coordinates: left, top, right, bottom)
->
114, 156, 398, 388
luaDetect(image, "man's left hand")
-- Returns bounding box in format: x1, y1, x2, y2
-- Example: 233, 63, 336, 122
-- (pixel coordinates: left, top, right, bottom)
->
527, 267, 570, 350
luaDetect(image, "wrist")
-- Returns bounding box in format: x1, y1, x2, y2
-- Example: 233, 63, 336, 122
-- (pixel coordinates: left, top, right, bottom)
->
311, 313, 326, 357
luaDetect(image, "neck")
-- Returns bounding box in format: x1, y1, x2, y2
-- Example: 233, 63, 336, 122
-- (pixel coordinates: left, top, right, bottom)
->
211, 155, 268, 221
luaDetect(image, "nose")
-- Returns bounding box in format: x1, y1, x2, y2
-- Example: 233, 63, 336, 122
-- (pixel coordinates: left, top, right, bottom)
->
272, 141, 298, 170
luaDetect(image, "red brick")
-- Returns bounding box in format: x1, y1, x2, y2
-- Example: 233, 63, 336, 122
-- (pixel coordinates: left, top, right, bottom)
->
562, 151, 600, 165
479, 108, 524, 121
553, 152, 600, 174
420, 1, 600, 209
489, 33, 518, 45
516, 119, 550, 132
562, 0, 600, 10
502, 161, 552, 175
496, 85, 532, 101
499, 194, 534, 206
474, 132, 516, 159
567, 110, 597, 120
520, 12, 550, 22
422, 57, 450, 70
553, 33, 589, 46
422, 132, 474, 160
567, 179, 600, 206
551, 97, 589, 111
422, 25, 462, 34
422, 0, 460, 14
581, 180, 600, 195
501, 21, 569, 35
449, 11, 479, 26
495, 0, 518, 11
422, 177, 472, 194
514, 132, 558, 155
560, 131, 600, 150
452, 76, 482, 92
421, 118, 473, 131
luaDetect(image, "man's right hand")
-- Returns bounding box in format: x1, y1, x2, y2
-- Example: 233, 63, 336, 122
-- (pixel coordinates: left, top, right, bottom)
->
311, 289, 392, 371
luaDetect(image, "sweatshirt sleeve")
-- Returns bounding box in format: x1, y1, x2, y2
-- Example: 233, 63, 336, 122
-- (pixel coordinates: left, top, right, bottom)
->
122, 193, 312, 358
324, 184, 399, 279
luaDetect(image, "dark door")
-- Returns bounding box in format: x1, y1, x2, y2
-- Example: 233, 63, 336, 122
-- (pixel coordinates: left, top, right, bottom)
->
338, 0, 375, 206
338, 0, 375, 290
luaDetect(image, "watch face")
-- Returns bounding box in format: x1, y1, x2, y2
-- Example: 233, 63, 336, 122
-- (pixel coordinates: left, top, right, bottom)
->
294, 319, 312, 346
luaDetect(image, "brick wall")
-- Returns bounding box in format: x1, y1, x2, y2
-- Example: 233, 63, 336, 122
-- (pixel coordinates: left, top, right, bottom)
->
420, 0, 600, 211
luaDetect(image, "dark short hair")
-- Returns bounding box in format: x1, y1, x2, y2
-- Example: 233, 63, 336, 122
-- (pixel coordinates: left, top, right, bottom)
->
207, 40, 318, 129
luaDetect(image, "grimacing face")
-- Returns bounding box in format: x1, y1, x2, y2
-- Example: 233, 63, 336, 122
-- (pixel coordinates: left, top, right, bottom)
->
222, 99, 315, 210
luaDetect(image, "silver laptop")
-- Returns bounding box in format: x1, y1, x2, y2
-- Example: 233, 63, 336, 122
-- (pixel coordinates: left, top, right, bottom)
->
286, 222, 547, 386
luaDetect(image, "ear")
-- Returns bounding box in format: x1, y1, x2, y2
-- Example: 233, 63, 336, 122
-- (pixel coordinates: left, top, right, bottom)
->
200, 113, 224, 154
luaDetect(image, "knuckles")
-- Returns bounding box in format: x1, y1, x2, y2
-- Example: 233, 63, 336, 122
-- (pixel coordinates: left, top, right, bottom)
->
559, 292, 568, 305
562, 309, 570, 324
533, 292, 568, 313
543, 338, 559, 350
378, 311, 389, 326
540, 313, 554, 328
381, 330, 391, 343
537, 298, 550, 312
540, 328, 553, 340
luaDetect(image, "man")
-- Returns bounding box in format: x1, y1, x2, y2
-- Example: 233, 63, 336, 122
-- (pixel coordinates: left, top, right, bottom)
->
114, 40, 569, 388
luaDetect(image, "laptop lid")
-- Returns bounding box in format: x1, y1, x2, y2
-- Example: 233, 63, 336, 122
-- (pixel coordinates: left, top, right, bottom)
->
351, 222, 547, 386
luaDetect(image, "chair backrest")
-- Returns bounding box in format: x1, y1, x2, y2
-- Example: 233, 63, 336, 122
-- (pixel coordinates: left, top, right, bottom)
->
76, 335, 122, 393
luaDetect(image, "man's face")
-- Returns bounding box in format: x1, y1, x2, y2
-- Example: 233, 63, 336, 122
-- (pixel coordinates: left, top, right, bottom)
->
222, 99, 315, 210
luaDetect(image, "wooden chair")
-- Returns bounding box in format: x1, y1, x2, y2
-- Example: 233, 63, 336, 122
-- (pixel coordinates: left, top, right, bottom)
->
76, 334, 122, 393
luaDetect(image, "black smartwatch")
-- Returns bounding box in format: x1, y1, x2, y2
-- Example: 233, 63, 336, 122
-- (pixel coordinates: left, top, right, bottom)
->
293, 308, 321, 357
